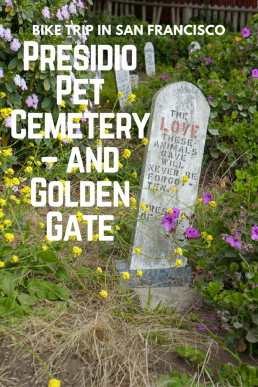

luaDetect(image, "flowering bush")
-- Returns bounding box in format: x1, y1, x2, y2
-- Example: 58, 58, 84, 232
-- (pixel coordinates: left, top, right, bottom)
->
0, 0, 89, 161
172, 17, 258, 168
184, 165, 258, 350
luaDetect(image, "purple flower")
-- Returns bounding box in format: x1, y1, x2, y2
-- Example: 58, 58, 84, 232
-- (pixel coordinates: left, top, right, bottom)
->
69, 2, 77, 14
210, 316, 216, 321
196, 269, 203, 275
203, 314, 209, 317
186, 228, 201, 239
252, 69, 258, 79
242, 27, 250, 38
4, 28, 12, 42
20, 78, 28, 91
198, 325, 206, 331
202, 192, 213, 204
13, 74, 21, 87
77, 0, 84, 8
32, 94, 39, 109
196, 302, 204, 307
25, 96, 34, 107
251, 284, 258, 289
180, 63, 182, 69
209, 96, 213, 101
5, 0, 14, 8
212, 343, 218, 347
162, 76, 169, 80
0, 25, 5, 38
212, 325, 218, 331
10, 38, 21, 52
42, 6, 50, 19
189, 47, 192, 50
61, 6, 70, 19
0, 68, 4, 79
4, 116, 11, 128
56, 9, 63, 20
226, 232, 242, 249
251, 226, 258, 240
203, 58, 212, 63
162, 208, 180, 231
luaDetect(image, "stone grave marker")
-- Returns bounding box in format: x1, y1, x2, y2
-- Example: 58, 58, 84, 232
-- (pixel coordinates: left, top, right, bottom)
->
115, 54, 132, 108
144, 42, 155, 77
130, 74, 139, 89
190, 41, 201, 53
129, 81, 210, 272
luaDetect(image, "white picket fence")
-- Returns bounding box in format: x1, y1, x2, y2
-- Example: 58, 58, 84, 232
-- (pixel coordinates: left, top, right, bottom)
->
87, 1, 258, 32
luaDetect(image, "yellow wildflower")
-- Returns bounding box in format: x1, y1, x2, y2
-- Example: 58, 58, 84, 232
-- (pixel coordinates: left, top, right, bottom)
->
134, 248, 141, 255
73, 246, 82, 257
60, 100, 66, 108
206, 235, 213, 243
0, 225, 4, 231
181, 215, 186, 220
76, 211, 83, 222
48, 379, 61, 387
118, 200, 123, 207
0, 261, 4, 268
104, 178, 109, 181
140, 202, 146, 209
93, 234, 99, 241
97, 267, 102, 273
209, 201, 216, 208
175, 259, 183, 268
201, 232, 207, 238
122, 149, 131, 159
119, 162, 123, 168
145, 208, 150, 213
3, 220, 11, 227
182, 175, 189, 184
99, 290, 108, 298
42, 245, 48, 251
105, 129, 109, 134
69, 236, 76, 241
5, 233, 14, 242
39, 222, 44, 228
0, 92, 6, 98
29, 142, 34, 147
35, 161, 41, 166
0, 199, 6, 206
44, 236, 52, 243
167, 209, 173, 214
151, 186, 156, 192
20, 186, 31, 194
196, 198, 203, 205
12, 255, 18, 263
122, 272, 130, 280
137, 270, 143, 277
115, 225, 120, 230
95, 139, 101, 146
118, 92, 123, 98
141, 138, 148, 146
175, 248, 183, 255
3, 148, 12, 157
132, 172, 137, 178
24, 166, 32, 173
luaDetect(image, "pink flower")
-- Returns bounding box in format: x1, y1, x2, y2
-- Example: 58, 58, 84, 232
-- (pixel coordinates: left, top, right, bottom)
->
202, 192, 213, 204
4, 116, 11, 128
189, 47, 192, 50
61, 6, 70, 19
186, 228, 201, 239
77, 0, 84, 8
4, 28, 12, 42
69, 2, 77, 14
0, 69, 4, 78
196, 269, 202, 275
162, 208, 180, 231
251, 226, 258, 240
25, 96, 34, 107
20, 78, 28, 91
56, 9, 63, 20
209, 96, 213, 101
226, 232, 242, 249
198, 325, 206, 331
10, 38, 21, 51
0, 25, 5, 38
252, 69, 258, 79
42, 6, 50, 19
210, 316, 216, 321
5, 0, 14, 8
162, 75, 168, 80
175, 51, 178, 54
212, 325, 218, 331
242, 27, 250, 38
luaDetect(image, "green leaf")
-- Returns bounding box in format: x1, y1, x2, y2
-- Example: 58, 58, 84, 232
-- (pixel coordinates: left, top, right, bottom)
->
28, 279, 70, 301
208, 129, 220, 136
87, 0, 93, 4
252, 311, 258, 325
246, 329, 258, 343
42, 95, 53, 109
8, 56, 19, 70
224, 293, 244, 306
0, 297, 23, 318
43, 77, 50, 91
155, 375, 173, 386
230, 262, 239, 271
210, 149, 220, 158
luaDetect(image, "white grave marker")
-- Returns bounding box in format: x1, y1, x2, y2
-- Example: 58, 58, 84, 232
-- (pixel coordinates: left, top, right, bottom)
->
190, 41, 201, 53
144, 42, 155, 77
130, 74, 139, 89
129, 82, 210, 271
115, 54, 132, 108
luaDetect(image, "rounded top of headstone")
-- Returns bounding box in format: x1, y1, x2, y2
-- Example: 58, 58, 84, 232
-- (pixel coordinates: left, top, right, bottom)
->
152, 81, 210, 112
190, 41, 201, 52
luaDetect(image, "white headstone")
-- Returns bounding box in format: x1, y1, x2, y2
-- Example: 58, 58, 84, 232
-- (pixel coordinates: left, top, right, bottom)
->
115, 54, 132, 108
144, 42, 155, 77
129, 82, 210, 271
130, 74, 139, 89
190, 41, 201, 53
